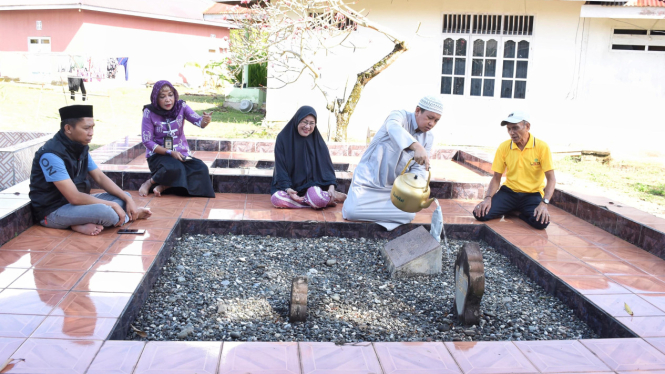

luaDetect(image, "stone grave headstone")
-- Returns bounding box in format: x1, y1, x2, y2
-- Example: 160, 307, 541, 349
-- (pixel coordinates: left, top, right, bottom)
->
289, 276, 308, 322
381, 226, 442, 278
454, 242, 485, 325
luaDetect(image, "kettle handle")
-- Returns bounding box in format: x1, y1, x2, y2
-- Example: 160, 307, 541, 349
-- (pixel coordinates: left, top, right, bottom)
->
400, 158, 414, 176
424, 168, 431, 194
400, 158, 432, 193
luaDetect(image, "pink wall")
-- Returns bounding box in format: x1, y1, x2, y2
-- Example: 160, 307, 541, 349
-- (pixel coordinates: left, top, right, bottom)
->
0, 10, 82, 51
0, 9, 229, 52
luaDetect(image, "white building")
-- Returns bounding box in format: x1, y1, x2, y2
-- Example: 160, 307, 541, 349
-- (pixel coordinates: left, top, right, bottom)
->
266, 0, 665, 153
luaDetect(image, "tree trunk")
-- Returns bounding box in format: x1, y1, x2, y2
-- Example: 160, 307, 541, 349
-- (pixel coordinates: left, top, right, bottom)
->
333, 41, 407, 142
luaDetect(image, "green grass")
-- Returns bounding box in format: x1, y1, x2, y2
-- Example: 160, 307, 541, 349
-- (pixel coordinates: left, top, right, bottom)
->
634, 183, 665, 197
555, 156, 665, 206
0, 83, 271, 149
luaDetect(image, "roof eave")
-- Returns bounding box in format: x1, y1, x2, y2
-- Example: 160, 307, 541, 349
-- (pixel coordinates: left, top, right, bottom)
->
0, 4, 235, 28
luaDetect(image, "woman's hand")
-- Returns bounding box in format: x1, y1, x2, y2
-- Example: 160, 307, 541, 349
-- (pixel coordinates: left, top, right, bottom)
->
286, 188, 305, 203
170, 150, 184, 162
201, 111, 212, 128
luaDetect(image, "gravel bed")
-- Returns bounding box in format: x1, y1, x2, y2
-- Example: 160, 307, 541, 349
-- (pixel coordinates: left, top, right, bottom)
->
127, 234, 599, 342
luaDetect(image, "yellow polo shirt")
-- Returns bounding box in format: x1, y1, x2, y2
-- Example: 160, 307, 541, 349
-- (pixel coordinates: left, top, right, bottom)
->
491, 134, 553, 197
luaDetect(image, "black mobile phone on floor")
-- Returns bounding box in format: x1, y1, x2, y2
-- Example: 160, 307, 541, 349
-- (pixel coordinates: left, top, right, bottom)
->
118, 229, 146, 235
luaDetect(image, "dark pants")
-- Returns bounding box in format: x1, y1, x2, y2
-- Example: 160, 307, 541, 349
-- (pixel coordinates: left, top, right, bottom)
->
68, 77, 86, 101
473, 185, 549, 230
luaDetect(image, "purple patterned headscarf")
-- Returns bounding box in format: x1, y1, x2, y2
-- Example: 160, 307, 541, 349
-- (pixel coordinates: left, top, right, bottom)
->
143, 80, 185, 120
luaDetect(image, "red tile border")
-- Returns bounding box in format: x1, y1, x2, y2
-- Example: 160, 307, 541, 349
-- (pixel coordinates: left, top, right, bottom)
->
30, 315, 118, 340
2, 338, 103, 373
7, 269, 86, 291
374, 342, 461, 374
559, 276, 632, 295
445, 341, 538, 374
0, 288, 67, 315
513, 340, 612, 373
0, 314, 46, 338
580, 338, 665, 371
300, 342, 383, 374
219, 342, 300, 374
50, 291, 132, 318
2, 190, 665, 371
87, 340, 146, 374
133, 341, 222, 374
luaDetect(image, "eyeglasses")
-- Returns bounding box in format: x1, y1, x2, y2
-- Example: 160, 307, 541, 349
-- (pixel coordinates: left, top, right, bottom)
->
299, 121, 316, 127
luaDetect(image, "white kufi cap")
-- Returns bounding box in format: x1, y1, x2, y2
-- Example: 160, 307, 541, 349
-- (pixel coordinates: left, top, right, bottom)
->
417, 95, 443, 115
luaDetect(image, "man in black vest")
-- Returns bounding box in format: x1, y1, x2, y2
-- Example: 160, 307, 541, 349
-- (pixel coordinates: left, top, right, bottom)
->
29, 105, 152, 236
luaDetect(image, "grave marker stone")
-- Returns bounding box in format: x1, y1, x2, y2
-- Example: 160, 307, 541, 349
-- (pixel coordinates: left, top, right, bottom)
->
289, 276, 308, 322
382, 226, 442, 278
454, 242, 485, 325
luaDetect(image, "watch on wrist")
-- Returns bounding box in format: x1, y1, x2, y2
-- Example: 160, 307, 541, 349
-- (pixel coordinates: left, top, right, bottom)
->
166, 150, 172, 155
542, 198, 550, 204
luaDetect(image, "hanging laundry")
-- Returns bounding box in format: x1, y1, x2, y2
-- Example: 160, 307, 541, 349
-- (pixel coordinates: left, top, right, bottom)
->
117, 57, 129, 81
107, 58, 118, 79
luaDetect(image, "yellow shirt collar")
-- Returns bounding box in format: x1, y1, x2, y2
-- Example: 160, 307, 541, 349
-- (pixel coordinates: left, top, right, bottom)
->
510, 133, 535, 150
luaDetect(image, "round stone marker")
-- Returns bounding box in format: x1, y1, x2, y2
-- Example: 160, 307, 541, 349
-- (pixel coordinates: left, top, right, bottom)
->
289, 276, 308, 322
454, 242, 485, 325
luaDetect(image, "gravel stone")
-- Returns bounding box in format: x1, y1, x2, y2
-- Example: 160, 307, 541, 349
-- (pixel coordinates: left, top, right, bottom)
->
127, 234, 599, 342
326, 259, 337, 266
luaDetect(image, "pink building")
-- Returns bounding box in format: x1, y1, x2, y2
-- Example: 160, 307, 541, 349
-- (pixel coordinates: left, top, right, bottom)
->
0, 0, 232, 83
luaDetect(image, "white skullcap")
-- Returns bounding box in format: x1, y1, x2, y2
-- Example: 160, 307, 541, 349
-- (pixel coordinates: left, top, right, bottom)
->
417, 95, 443, 115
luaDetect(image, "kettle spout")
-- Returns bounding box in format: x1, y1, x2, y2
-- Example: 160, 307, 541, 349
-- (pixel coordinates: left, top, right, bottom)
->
421, 197, 435, 210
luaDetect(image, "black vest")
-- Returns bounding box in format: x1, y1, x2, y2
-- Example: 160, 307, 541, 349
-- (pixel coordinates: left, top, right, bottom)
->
29, 130, 91, 222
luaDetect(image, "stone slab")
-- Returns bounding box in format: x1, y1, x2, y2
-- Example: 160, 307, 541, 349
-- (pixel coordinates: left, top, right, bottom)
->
381, 226, 442, 278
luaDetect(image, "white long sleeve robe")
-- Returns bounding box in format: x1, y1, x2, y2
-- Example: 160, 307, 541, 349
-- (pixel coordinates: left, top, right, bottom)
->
342, 110, 433, 230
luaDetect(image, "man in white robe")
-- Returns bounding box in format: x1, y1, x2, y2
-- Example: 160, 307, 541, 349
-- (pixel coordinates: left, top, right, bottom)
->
342, 96, 443, 230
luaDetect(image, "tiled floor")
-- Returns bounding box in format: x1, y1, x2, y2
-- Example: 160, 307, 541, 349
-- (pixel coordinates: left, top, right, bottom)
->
1, 191, 665, 372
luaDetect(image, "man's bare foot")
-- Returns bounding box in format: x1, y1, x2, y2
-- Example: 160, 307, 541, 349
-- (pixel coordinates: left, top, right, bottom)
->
153, 185, 170, 197
138, 179, 153, 197
71, 223, 104, 236
136, 207, 152, 220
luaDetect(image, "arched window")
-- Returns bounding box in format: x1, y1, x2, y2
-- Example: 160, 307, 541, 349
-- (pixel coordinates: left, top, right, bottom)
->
501, 40, 529, 99
441, 38, 467, 95
470, 39, 497, 97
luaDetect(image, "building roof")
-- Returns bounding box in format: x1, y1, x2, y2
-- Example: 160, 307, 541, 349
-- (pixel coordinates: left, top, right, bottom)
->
625, 0, 665, 6
586, 0, 665, 6
204, 3, 251, 14
0, 0, 234, 27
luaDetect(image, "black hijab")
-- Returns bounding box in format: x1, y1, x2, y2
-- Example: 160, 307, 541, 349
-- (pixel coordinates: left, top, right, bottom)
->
271, 106, 337, 194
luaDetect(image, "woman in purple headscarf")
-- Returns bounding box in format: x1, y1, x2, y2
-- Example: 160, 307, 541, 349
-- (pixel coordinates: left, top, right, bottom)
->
138, 80, 215, 198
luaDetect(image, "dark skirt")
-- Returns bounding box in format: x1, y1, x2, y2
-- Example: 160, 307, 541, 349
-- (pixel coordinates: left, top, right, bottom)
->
147, 154, 215, 198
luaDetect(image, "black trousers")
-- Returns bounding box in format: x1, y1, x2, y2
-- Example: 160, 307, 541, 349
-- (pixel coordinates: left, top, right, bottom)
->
473, 185, 549, 230
67, 77, 86, 101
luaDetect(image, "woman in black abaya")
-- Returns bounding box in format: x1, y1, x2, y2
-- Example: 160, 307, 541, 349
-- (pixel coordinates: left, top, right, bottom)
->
270, 106, 346, 209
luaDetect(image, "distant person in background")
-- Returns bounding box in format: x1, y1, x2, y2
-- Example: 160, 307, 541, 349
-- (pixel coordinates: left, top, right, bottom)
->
138, 80, 215, 198
271, 106, 346, 209
473, 111, 556, 229
29, 105, 152, 236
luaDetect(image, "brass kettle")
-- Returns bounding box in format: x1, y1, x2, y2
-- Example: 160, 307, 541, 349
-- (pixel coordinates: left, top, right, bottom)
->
390, 158, 435, 213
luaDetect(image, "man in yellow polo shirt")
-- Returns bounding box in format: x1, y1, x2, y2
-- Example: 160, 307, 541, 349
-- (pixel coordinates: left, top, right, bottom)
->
473, 111, 556, 229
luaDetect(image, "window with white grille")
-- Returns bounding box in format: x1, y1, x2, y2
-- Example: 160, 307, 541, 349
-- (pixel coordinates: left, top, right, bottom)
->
470, 39, 498, 97
441, 38, 468, 95
611, 29, 665, 52
441, 14, 532, 99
